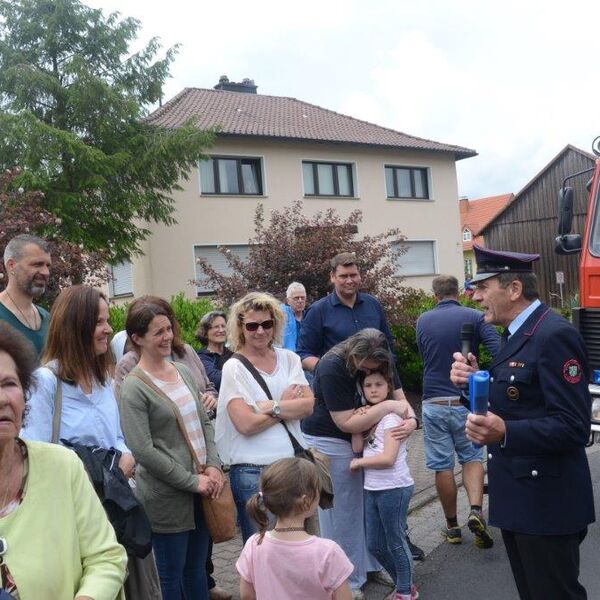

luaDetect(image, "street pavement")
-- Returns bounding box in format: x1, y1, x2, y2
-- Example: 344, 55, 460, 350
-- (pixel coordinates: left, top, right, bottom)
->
211, 431, 600, 599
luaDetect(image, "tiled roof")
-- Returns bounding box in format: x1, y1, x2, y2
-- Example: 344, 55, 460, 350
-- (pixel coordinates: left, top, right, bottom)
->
146, 88, 477, 160
460, 193, 514, 250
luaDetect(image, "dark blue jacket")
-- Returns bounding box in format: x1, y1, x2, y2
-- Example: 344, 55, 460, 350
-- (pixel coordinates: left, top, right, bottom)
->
486, 303, 595, 535
416, 299, 500, 399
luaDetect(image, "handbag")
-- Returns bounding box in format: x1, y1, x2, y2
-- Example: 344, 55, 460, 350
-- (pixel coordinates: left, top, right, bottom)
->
129, 369, 237, 543
232, 353, 334, 509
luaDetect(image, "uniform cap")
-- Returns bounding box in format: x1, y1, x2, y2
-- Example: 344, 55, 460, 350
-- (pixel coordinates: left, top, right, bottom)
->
469, 244, 540, 284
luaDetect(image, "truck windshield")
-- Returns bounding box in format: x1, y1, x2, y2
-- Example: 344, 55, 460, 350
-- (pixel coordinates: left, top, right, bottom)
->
589, 175, 600, 257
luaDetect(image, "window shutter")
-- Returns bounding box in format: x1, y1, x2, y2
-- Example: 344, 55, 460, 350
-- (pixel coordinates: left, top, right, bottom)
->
195, 245, 251, 293
110, 261, 133, 296
393, 241, 436, 276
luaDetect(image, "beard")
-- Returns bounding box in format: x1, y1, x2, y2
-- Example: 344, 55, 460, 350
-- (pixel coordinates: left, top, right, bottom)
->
23, 278, 47, 298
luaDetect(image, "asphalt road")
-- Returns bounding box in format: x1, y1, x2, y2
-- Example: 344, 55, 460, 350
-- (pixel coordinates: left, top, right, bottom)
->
414, 448, 600, 599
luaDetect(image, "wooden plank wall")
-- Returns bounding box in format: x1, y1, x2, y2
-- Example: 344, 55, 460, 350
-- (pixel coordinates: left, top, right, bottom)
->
484, 149, 594, 307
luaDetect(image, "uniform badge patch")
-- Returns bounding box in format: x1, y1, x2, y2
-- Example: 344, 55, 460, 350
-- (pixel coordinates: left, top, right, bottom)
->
507, 386, 520, 401
563, 359, 583, 384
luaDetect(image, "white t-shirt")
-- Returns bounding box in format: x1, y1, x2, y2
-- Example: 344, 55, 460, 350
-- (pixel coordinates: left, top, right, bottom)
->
215, 347, 308, 465
363, 413, 414, 491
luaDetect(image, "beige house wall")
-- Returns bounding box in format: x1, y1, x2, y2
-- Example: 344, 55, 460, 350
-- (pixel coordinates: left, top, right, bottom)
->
128, 137, 465, 301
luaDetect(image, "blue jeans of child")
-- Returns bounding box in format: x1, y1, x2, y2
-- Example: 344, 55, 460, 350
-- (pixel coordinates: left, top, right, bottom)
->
152, 502, 210, 600
229, 464, 264, 543
365, 485, 414, 595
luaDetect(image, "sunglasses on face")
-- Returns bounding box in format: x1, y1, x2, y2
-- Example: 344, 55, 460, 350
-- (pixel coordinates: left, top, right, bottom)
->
243, 319, 274, 332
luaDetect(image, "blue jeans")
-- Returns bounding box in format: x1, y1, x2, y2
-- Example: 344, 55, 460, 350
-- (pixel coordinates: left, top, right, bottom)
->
422, 403, 483, 471
152, 502, 210, 600
229, 465, 264, 543
365, 485, 414, 595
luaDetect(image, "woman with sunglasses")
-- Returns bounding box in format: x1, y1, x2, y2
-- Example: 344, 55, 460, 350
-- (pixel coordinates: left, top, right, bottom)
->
215, 292, 314, 542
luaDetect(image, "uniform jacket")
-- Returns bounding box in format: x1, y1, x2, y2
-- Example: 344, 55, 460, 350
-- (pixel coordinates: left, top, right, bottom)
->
487, 303, 595, 535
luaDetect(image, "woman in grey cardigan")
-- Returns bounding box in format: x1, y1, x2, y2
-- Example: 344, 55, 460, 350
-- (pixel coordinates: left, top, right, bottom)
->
119, 298, 225, 600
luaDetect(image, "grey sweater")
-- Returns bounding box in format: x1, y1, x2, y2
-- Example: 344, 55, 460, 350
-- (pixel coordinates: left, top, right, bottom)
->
119, 362, 221, 533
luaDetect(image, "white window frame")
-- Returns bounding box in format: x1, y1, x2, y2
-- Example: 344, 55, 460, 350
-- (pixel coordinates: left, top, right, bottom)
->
109, 261, 133, 298
392, 239, 438, 276
463, 228, 472, 241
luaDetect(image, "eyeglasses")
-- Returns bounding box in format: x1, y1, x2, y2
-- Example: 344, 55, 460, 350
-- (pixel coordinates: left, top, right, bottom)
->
243, 319, 274, 332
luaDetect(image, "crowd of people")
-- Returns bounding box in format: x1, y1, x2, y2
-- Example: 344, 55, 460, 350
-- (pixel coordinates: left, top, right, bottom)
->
0, 233, 595, 600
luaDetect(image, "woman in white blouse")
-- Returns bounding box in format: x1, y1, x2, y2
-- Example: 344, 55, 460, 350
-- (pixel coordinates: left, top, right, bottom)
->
215, 292, 314, 542
21, 285, 134, 474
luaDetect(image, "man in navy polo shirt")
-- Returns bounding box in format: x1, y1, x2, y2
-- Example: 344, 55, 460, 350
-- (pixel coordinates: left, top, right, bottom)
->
417, 275, 499, 549
298, 252, 396, 374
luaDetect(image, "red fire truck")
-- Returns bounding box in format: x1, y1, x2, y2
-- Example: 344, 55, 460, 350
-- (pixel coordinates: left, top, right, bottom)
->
555, 136, 600, 440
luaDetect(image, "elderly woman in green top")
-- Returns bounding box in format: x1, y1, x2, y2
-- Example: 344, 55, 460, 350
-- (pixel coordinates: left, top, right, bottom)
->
119, 299, 224, 600
0, 322, 127, 600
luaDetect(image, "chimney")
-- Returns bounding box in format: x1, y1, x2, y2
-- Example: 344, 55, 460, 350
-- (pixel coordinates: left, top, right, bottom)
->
459, 196, 469, 216
214, 75, 258, 94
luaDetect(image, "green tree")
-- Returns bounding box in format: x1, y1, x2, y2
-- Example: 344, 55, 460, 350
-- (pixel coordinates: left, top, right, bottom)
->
0, 0, 214, 261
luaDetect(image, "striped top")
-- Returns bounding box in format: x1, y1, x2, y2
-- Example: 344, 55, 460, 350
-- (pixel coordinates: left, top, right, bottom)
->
148, 370, 207, 468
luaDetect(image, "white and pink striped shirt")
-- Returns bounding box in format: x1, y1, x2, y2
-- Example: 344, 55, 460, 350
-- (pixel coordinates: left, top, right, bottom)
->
148, 370, 207, 467
362, 413, 414, 491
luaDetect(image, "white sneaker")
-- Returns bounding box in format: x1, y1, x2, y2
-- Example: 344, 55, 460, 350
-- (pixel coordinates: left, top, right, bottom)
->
351, 589, 365, 600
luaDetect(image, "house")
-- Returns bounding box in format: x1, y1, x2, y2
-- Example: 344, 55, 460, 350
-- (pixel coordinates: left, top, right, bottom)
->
108, 77, 477, 302
478, 145, 596, 305
460, 193, 514, 279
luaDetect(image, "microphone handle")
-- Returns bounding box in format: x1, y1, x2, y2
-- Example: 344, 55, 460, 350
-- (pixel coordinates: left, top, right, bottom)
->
459, 340, 471, 389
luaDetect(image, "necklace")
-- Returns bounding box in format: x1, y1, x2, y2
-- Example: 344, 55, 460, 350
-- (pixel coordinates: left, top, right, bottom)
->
273, 526, 305, 532
4, 290, 39, 330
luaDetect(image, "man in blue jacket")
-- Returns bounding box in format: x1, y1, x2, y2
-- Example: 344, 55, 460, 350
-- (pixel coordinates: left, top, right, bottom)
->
451, 245, 594, 600
417, 275, 500, 549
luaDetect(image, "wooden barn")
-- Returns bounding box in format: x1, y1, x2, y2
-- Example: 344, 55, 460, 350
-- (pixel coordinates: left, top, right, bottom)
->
479, 145, 596, 306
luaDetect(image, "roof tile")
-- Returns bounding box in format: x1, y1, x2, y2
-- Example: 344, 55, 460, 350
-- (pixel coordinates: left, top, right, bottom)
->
147, 87, 477, 159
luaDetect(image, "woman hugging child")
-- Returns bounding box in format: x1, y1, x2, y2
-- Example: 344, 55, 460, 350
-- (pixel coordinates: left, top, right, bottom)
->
236, 457, 353, 600
350, 371, 418, 600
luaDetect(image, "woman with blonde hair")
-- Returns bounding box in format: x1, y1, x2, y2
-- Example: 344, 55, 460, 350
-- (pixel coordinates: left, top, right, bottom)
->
215, 292, 314, 542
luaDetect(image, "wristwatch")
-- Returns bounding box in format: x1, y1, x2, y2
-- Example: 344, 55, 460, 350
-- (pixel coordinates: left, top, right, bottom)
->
271, 399, 282, 417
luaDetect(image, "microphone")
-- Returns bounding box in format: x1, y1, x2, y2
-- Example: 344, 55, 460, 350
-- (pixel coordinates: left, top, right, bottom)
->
459, 323, 474, 390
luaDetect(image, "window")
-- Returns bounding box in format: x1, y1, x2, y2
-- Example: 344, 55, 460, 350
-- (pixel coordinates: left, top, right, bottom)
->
463, 228, 472, 241
199, 156, 263, 195
302, 161, 354, 197
464, 258, 473, 278
194, 244, 251, 294
392, 240, 437, 276
109, 261, 133, 297
385, 166, 429, 199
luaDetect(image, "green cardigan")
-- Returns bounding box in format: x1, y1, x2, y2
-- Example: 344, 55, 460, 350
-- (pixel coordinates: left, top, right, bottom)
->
119, 362, 221, 533
2, 441, 127, 600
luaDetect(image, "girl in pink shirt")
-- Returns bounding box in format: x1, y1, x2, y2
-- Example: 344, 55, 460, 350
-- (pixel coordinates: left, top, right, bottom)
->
350, 371, 418, 600
236, 457, 353, 600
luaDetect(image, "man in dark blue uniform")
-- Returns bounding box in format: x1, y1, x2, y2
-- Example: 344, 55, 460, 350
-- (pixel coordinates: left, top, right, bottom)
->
451, 244, 595, 600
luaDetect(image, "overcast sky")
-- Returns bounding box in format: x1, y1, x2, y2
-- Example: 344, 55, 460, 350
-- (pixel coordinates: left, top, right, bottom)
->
89, 0, 599, 199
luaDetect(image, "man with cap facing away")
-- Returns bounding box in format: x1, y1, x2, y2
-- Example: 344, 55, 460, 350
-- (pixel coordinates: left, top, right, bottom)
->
451, 244, 594, 600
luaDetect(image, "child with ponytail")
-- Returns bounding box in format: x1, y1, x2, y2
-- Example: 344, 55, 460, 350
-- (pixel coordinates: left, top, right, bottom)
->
236, 457, 353, 600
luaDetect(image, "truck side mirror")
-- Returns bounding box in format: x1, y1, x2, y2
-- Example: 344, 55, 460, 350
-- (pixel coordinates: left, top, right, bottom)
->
558, 187, 574, 235
555, 234, 582, 255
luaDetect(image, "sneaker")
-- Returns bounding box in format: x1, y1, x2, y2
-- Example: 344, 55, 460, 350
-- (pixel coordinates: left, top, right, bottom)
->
442, 525, 463, 544
351, 589, 365, 600
411, 584, 420, 599
467, 510, 494, 549
407, 535, 425, 561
